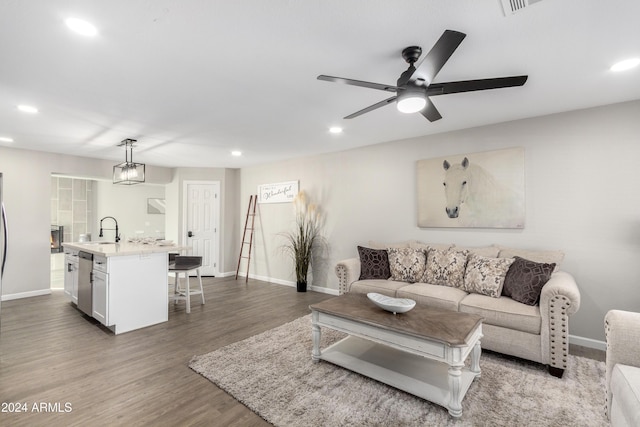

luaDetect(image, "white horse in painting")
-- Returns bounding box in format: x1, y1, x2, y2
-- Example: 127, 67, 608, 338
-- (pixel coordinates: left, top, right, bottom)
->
442, 157, 523, 227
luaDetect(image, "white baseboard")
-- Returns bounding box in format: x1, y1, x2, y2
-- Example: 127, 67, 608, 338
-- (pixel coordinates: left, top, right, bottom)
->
569, 334, 606, 351
308, 285, 340, 296
1, 289, 52, 301
216, 271, 237, 278
234, 272, 340, 296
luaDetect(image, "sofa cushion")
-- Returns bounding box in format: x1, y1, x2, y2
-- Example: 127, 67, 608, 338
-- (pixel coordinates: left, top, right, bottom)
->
498, 246, 564, 272
387, 248, 427, 283
463, 254, 514, 298
350, 280, 407, 297
456, 245, 500, 258
367, 240, 414, 249
460, 293, 541, 334
357, 246, 391, 280
410, 241, 454, 251
396, 283, 468, 312
423, 248, 469, 288
611, 364, 640, 427
503, 256, 556, 306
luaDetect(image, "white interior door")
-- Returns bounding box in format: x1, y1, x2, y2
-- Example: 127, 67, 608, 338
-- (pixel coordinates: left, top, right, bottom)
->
183, 181, 220, 276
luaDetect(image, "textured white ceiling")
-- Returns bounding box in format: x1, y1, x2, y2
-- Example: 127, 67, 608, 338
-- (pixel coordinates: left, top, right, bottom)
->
1, 0, 639, 168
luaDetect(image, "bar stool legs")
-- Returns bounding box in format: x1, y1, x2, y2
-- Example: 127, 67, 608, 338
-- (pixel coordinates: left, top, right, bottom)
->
169, 255, 204, 314
172, 268, 204, 313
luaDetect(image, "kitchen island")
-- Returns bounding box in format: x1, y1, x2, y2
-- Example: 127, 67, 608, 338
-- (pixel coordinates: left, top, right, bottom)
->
63, 241, 187, 334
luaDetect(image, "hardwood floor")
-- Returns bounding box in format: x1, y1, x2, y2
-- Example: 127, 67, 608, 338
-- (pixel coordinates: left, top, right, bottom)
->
0, 277, 605, 426
0, 277, 334, 426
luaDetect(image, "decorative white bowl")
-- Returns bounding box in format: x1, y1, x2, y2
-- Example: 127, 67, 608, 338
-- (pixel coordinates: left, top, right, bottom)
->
367, 293, 416, 315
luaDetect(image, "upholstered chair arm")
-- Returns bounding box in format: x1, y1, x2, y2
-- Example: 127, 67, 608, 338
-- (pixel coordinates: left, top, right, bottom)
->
335, 258, 361, 295
604, 309, 640, 418
539, 271, 581, 374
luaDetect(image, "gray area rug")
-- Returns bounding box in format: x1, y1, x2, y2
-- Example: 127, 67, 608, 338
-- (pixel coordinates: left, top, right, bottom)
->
189, 315, 608, 426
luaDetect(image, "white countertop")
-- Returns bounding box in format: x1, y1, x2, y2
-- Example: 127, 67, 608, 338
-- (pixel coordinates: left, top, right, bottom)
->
63, 241, 188, 257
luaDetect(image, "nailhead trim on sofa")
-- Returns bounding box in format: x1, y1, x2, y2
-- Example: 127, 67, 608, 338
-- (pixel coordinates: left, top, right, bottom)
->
548, 294, 571, 371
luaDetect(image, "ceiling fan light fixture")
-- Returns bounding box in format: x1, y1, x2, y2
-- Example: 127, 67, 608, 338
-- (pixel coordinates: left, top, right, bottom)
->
396, 92, 427, 114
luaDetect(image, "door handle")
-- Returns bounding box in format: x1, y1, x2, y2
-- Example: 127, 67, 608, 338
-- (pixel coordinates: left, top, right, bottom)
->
188, 231, 194, 237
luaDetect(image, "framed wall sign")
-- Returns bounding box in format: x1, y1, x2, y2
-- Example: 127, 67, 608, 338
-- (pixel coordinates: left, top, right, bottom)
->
257, 181, 299, 204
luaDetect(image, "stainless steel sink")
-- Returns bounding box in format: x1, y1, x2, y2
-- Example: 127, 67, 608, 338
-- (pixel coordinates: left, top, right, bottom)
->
84, 241, 116, 245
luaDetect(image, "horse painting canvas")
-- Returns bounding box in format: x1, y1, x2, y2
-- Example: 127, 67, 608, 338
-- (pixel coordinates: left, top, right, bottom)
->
417, 147, 525, 228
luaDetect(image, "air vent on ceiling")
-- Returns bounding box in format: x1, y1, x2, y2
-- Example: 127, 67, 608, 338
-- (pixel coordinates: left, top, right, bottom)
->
500, 0, 542, 16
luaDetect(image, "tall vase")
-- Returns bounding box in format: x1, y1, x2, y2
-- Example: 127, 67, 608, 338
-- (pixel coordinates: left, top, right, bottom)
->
296, 264, 308, 292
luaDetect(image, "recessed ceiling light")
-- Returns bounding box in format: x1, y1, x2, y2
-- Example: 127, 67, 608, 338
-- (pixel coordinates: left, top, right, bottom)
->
329, 127, 343, 134
65, 17, 98, 37
231, 150, 242, 157
0, 137, 14, 143
610, 58, 640, 72
17, 105, 38, 113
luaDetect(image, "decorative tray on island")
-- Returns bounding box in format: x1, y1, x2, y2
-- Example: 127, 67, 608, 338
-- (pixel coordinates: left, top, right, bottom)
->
367, 293, 416, 315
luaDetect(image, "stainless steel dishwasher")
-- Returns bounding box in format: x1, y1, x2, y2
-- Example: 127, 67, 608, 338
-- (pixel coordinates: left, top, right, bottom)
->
77, 251, 93, 315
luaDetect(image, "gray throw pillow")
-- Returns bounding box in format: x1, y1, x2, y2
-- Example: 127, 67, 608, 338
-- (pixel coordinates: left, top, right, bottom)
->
502, 256, 556, 305
357, 246, 391, 280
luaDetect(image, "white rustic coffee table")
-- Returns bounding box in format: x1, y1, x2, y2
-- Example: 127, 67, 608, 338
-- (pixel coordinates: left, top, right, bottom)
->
310, 294, 483, 417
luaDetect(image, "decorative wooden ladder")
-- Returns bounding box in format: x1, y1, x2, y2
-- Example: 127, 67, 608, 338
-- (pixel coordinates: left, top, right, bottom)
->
236, 194, 258, 283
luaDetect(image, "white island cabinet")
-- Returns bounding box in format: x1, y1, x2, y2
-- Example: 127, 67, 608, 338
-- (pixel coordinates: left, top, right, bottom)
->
63, 248, 79, 304
63, 242, 184, 334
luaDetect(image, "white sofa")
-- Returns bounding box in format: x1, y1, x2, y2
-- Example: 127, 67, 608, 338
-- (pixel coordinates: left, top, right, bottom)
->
335, 241, 581, 377
605, 310, 640, 426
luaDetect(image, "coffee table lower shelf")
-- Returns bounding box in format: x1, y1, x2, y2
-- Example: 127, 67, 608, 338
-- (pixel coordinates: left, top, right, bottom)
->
319, 335, 478, 416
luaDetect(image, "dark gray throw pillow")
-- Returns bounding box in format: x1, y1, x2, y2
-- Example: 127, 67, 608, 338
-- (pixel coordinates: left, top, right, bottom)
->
502, 256, 556, 306
357, 246, 391, 280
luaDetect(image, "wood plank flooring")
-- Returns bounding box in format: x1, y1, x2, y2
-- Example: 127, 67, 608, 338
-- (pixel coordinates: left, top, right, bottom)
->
0, 277, 333, 426
0, 277, 605, 426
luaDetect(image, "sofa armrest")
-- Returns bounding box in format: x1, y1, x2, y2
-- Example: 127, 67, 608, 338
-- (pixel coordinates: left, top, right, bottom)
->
540, 271, 581, 316
605, 310, 640, 418
335, 258, 360, 295
539, 271, 581, 372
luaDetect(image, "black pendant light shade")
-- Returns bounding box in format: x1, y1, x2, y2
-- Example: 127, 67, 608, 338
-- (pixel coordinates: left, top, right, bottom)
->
113, 138, 145, 185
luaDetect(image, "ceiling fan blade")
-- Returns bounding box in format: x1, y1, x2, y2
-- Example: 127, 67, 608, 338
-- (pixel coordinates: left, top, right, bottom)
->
427, 76, 528, 96
344, 96, 397, 119
410, 30, 466, 85
420, 97, 442, 122
317, 75, 398, 93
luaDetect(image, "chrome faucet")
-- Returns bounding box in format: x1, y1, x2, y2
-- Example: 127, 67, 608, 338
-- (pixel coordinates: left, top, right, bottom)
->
99, 216, 120, 242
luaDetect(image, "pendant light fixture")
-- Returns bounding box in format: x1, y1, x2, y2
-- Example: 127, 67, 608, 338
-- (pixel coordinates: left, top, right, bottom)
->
113, 138, 145, 185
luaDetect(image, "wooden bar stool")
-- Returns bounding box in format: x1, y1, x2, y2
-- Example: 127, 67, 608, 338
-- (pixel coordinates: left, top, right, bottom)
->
168, 255, 204, 313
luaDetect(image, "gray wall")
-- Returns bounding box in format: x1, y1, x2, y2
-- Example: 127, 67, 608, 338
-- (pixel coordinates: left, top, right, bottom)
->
0, 147, 172, 299
94, 181, 166, 241
164, 167, 240, 274
239, 100, 640, 344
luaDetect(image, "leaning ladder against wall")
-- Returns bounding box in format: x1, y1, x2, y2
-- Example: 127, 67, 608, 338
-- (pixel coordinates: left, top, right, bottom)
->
235, 195, 257, 283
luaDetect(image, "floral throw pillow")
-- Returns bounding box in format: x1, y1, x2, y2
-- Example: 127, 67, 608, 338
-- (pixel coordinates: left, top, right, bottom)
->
387, 248, 427, 283
423, 248, 469, 288
357, 246, 391, 280
463, 254, 515, 298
